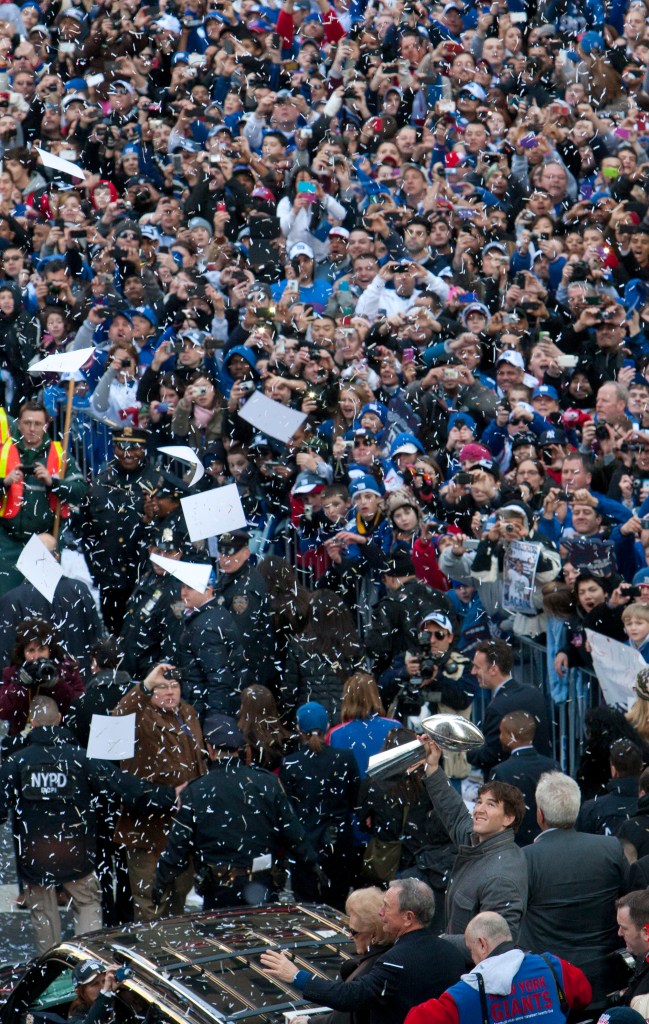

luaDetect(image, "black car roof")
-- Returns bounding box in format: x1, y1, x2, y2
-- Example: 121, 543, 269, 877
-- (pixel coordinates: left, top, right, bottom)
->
61, 904, 354, 1024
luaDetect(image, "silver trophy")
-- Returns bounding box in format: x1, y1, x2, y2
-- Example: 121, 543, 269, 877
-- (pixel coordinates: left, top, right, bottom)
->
366, 715, 484, 781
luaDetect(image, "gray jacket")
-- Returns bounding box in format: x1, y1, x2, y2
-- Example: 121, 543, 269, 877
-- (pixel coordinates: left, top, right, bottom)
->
425, 769, 528, 951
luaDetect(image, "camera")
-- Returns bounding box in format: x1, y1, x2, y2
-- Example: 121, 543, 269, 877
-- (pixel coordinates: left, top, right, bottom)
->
622, 584, 642, 598
594, 423, 610, 441
162, 667, 189, 681
115, 967, 132, 982
640, 518, 649, 530
19, 658, 59, 691
571, 261, 590, 282
239, 381, 255, 394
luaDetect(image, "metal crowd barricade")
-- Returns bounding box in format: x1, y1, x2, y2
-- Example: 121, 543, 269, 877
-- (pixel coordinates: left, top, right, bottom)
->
53, 406, 112, 479
515, 635, 600, 777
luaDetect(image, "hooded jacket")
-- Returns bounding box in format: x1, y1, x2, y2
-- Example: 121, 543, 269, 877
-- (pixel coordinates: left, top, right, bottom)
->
0, 280, 39, 413
403, 943, 591, 1024
219, 345, 258, 399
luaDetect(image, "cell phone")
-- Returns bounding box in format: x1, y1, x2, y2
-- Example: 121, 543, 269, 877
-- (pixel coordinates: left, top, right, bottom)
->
271, 32, 281, 48
520, 134, 539, 149
94, 307, 109, 318
402, 348, 415, 363
614, 127, 631, 139
515, 272, 527, 289
510, 10, 527, 21
54, 218, 65, 230
71, 229, 87, 239
556, 354, 579, 368
438, 99, 456, 113
172, 153, 183, 174
59, 41, 76, 54
455, 472, 473, 485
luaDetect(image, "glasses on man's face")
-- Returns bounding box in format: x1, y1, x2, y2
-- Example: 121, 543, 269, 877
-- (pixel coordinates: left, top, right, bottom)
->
431, 630, 448, 641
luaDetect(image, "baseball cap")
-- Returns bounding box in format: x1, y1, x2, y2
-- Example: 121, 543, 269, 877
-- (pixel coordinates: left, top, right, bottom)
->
297, 701, 329, 733
483, 242, 508, 256
539, 427, 567, 445
496, 350, 525, 370
293, 471, 324, 494
329, 227, 350, 239
153, 13, 182, 31
458, 82, 487, 101
421, 610, 454, 633
499, 500, 533, 525
203, 714, 244, 750
352, 427, 377, 443
597, 1011, 646, 1024
187, 216, 213, 235
289, 241, 314, 260
532, 385, 559, 401
129, 305, 158, 328
72, 960, 106, 987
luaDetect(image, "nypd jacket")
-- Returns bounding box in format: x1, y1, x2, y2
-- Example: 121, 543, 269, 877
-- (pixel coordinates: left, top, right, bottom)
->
155, 757, 319, 887
0, 725, 175, 885
403, 943, 591, 1024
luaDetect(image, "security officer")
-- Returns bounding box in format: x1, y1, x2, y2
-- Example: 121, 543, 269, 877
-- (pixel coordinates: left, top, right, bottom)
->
0, 400, 86, 595
154, 711, 323, 910
81, 425, 158, 633
177, 560, 246, 718
0, 694, 176, 954
215, 530, 275, 685
119, 525, 185, 678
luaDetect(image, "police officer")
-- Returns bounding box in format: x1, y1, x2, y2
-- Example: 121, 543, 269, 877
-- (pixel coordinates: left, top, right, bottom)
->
81, 425, 158, 633
0, 694, 176, 953
214, 530, 275, 685
154, 712, 323, 910
119, 524, 185, 677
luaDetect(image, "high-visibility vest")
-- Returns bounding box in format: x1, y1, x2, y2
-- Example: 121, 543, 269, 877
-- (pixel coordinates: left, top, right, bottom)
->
0, 409, 10, 445
0, 440, 69, 519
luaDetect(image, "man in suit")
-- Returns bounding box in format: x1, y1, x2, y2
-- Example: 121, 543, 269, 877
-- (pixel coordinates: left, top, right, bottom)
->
468, 638, 552, 778
260, 878, 465, 1024
578, 739, 642, 836
490, 710, 559, 846
519, 771, 629, 1009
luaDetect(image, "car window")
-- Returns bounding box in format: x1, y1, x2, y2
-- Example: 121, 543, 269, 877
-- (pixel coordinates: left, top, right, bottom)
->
32, 968, 76, 1010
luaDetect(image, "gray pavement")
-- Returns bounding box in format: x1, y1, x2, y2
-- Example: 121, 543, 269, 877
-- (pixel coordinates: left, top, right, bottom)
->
0, 820, 73, 969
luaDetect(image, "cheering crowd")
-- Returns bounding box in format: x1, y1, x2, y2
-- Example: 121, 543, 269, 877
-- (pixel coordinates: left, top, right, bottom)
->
6, 0, 649, 1019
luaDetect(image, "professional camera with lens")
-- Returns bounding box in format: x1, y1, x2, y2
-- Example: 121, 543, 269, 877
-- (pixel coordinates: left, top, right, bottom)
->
18, 658, 59, 691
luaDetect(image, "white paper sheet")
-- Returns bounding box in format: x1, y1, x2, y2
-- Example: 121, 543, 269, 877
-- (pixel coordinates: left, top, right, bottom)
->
238, 391, 306, 444
87, 713, 136, 760
36, 146, 87, 180
180, 483, 246, 542
158, 445, 204, 486
585, 629, 647, 710
16, 535, 63, 603
150, 552, 212, 593
29, 348, 95, 375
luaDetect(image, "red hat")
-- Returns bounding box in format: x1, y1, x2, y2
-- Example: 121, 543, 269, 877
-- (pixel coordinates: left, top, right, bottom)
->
459, 442, 491, 462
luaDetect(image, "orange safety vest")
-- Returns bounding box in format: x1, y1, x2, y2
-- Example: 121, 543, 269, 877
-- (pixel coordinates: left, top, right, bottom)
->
0, 440, 69, 519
